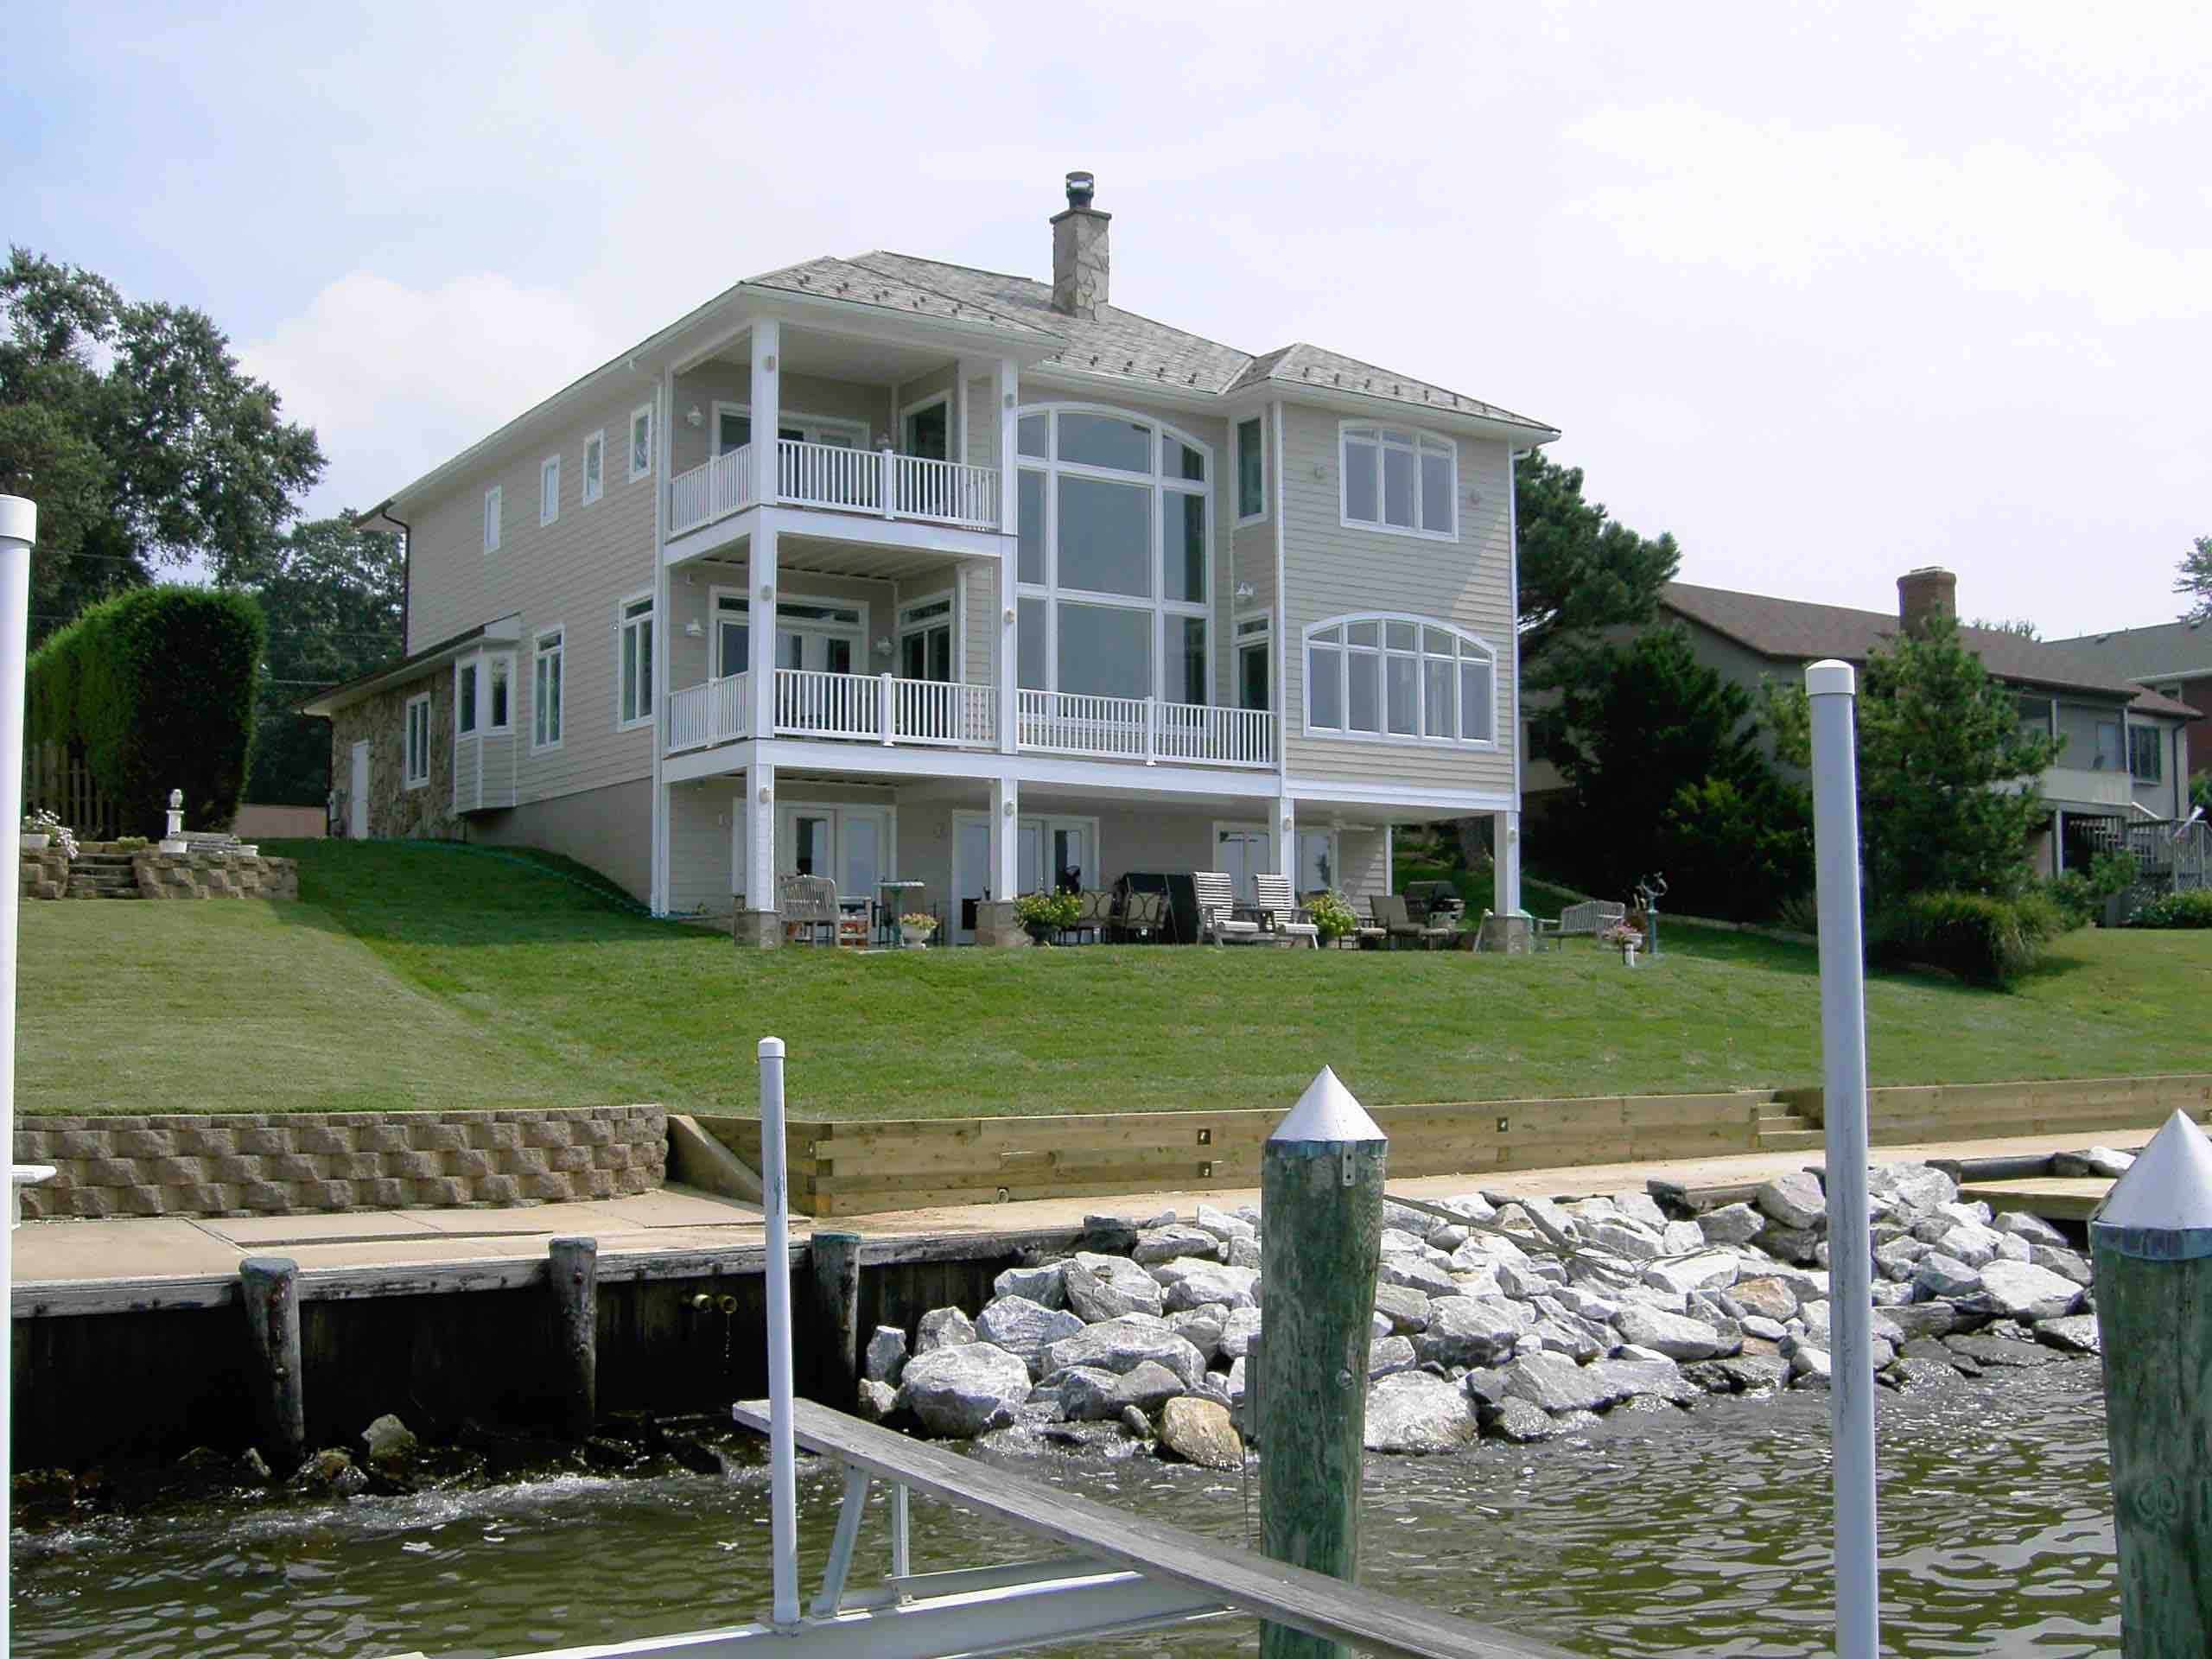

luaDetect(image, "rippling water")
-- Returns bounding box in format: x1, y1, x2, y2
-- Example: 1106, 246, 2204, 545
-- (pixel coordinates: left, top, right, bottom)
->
11, 1363, 2116, 1658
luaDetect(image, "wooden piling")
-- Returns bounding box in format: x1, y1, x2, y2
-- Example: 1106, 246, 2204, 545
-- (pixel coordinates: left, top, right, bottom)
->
2091, 1109, 2212, 1657
238, 1256, 305, 1473
1258, 1067, 1387, 1659
548, 1236, 598, 1438
808, 1230, 863, 1406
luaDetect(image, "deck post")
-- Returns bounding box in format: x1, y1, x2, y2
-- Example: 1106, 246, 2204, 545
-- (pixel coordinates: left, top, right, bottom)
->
807, 1230, 864, 1407
1259, 1066, 1386, 1659
759, 1036, 801, 1629
0, 495, 33, 1653
239, 1256, 307, 1475
549, 1236, 598, 1437
2091, 1109, 2212, 1656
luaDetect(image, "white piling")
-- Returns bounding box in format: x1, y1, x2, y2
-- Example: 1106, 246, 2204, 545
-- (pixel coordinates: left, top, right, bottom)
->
1806, 658, 1878, 1659
0, 494, 35, 1656
758, 1035, 800, 1628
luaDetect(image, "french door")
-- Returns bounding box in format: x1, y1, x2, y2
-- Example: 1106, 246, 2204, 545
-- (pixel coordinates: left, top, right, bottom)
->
1213, 825, 1273, 906
898, 593, 955, 683
776, 804, 891, 909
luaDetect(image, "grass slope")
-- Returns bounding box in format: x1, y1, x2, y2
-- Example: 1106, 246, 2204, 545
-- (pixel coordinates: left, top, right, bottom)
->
16, 839, 2209, 1119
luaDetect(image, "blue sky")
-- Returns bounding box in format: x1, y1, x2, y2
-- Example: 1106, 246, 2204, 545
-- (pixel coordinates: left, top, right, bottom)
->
11, 0, 2210, 633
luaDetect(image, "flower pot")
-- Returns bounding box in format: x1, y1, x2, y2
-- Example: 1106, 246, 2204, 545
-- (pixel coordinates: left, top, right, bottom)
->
1623, 944, 1639, 967
19, 834, 48, 853
901, 925, 935, 949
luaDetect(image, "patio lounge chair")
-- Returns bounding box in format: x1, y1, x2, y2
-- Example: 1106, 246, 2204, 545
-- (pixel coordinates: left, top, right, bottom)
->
1190, 872, 1264, 944
778, 873, 842, 946
1372, 892, 1454, 950
1251, 874, 1321, 947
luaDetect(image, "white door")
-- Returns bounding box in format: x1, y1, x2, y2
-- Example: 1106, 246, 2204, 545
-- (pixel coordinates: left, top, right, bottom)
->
952, 816, 992, 943
1215, 826, 1271, 906
348, 741, 370, 839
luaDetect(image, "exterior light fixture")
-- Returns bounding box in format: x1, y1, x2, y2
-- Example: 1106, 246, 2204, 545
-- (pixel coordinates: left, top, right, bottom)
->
686, 404, 703, 427
1003, 607, 1015, 626
1002, 800, 1014, 817
684, 619, 704, 639
760, 584, 774, 601
874, 637, 893, 654
758, 785, 772, 804
1234, 582, 1255, 601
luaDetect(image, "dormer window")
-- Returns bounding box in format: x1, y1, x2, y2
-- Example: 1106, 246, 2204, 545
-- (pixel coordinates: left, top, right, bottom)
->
1340, 424, 1455, 539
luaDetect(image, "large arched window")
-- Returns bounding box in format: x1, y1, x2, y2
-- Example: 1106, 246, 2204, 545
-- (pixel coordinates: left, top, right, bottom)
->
1303, 613, 1496, 747
1014, 404, 1212, 705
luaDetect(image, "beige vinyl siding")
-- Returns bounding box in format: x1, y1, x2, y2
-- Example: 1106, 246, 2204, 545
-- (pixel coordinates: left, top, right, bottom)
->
665, 567, 897, 693
1278, 403, 1516, 796
670, 366, 891, 476
404, 377, 662, 810
962, 372, 1000, 686
1336, 827, 1389, 905
472, 777, 654, 901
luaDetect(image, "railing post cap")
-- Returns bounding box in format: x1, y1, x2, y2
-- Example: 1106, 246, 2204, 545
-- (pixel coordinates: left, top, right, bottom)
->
1269, 1065, 1386, 1146
1805, 659, 1855, 698
760, 1036, 785, 1058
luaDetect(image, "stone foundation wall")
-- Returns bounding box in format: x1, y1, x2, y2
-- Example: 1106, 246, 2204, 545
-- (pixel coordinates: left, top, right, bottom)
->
14, 1104, 667, 1219
330, 667, 466, 841
133, 851, 299, 899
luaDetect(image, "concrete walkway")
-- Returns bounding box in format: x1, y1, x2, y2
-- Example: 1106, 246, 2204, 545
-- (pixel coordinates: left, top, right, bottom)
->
10, 1128, 2145, 1290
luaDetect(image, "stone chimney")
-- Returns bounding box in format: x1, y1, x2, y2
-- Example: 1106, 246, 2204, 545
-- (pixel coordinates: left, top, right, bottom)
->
1897, 566, 1957, 637
1051, 171, 1109, 320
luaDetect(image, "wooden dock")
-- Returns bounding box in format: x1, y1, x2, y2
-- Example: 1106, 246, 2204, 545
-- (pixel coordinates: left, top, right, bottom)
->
1956, 1177, 2111, 1224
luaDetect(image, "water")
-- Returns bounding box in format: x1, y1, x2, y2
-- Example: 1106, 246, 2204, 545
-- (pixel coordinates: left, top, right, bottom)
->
12, 1364, 2117, 1658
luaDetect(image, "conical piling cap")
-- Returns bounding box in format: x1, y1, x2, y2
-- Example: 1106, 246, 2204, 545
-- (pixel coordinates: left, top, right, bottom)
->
2091, 1109, 2212, 1260
1268, 1065, 1386, 1146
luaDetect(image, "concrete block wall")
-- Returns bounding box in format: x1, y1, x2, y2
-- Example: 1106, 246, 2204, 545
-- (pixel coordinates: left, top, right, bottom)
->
132, 851, 299, 899
14, 1105, 667, 1219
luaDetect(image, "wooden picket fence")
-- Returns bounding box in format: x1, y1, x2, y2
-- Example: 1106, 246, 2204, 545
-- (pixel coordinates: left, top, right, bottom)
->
21, 740, 124, 841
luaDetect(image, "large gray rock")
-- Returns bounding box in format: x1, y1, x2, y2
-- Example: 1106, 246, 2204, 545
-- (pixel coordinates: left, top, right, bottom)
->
1041, 1317, 1207, 1391
1757, 1224, 1823, 1265
2030, 1243, 2094, 1287
361, 1414, 416, 1467
857, 1379, 899, 1421
1643, 1251, 1740, 1297
1592, 1354, 1696, 1406
1932, 1222, 2004, 1269
1873, 1236, 1930, 1280
1726, 1274, 1800, 1321
1484, 1396, 1557, 1443
1659, 1220, 1709, 1255
1512, 1197, 1582, 1251
1494, 1260, 1559, 1301
1062, 1253, 1165, 1321
1711, 1353, 1789, 1392
1970, 1260, 2082, 1322
976, 1296, 1089, 1378
1229, 1235, 1262, 1270
863, 1325, 908, 1384
1192, 1205, 1255, 1245
1158, 1396, 1243, 1469
1151, 1259, 1261, 1313
1503, 1351, 1618, 1414
1869, 1162, 1956, 1214
1372, 1283, 1435, 1333
1529, 1315, 1607, 1363
1696, 1203, 1766, 1247
915, 1307, 976, 1353
1757, 1171, 1827, 1231
1363, 1372, 1478, 1452
2034, 1313, 2101, 1355
1132, 1224, 1223, 1265
1912, 1253, 1984, 1301
1613, 1306, 1733, 1361
1612, 1191, 1670, 1230
1884, 1301, 1961, 1340
1219, 1306, 1262, 1361
992, 1263, 1067, 1307
1169, 1306, 1228, 1363
1413, 1295, 1521, 1368
1368, 1336, 1419, 1377
1552, 1285, 1622, 1322
1582, 1218, 1666, 1260
1376, 1255, 1459, 1300
1056, 1361, 1186, 1422
1451, 1231, 1530, 1271
900, 1343, 1032, 1437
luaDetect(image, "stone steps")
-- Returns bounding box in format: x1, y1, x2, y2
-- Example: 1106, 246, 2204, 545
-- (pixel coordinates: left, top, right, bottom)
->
64, 854, 143, 899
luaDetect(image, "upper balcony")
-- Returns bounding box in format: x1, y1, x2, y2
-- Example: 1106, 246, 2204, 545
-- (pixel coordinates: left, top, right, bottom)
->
669, 439, 1001, 540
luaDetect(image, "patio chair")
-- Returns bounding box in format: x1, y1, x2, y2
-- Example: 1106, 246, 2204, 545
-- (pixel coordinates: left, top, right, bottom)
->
1111, 887, 1167, 944
1402, 880, 1466, 931
1190, 871, 1263, 945
1069, 888, 1115, 944
1372, 892, 1453, 950
1250, 874, 1320, 948
778, 873, 841, 946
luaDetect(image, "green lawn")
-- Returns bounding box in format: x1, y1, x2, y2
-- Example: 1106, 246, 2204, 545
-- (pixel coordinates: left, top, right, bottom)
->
16, 838, 2210, 1119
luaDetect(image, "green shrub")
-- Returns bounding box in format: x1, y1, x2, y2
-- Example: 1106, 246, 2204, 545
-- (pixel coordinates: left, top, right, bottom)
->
1013, 890, 1079, 931
2046, 872, 2099, 930
1656, 775, 1813, 922
1306, 891, 1359, 940
1871, 889, 2063, 988
27, 586, 265, 838
2126, 890, 2212, 930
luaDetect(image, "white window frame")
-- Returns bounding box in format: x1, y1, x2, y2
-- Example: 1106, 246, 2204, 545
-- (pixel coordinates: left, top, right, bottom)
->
456, 658, 480, 737
709, 585, 751, 681
896, 588, 961, 683
1013, 402, 1214, 708
1296, 827, 1342, 897
582, 429, 605, 505
1234, 610, 1272, 712
899, 390, 953, 459
616, 591, 655, 732
404, 692, 431, 788
1300, 611, 1498, 748
1236, 416, 1266, 526
539, 454, 561, 526
630, 404, 654, 483
485, 652, 514, 734
483, 486, 501, 553
710, 401, 870, 454
532, 626, 565, 753
1338, 423, 1458, 541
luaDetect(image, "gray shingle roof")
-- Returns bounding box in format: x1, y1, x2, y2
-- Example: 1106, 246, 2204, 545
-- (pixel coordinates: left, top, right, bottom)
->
2045, 617, 2212, 683
745, 256, 1061, 339
1662, 582, 2197, 717
1222, 342, 1554, 432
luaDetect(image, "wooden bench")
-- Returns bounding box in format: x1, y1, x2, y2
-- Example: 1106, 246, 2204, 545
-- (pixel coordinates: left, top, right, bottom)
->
1534, 899, 1624, 951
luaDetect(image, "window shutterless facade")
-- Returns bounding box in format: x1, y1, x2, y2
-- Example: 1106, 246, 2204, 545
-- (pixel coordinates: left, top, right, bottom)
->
1303, 613, 1497, 746
617, 594, 654, 730
629, 404, 653, 482
539, 454, 560, 525
457, 660, 479, 736
533, 628, 564, 750
2129, 723, 2163, 783
482, 486, 501, 552
582, 430, 604, 505
1013, 404, 1212, 705
453, 650, 515, 734
1236, 416, 1264, 522
486, 653, 512, 732
404, 693, 431, 787
1339, 423, 1456, 538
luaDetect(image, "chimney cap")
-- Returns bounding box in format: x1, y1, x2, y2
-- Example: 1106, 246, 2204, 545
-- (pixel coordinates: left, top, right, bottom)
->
1065, 171, 1096, 210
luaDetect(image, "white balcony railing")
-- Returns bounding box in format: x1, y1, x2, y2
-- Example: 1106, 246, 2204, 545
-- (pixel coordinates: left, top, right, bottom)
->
1153, 702, 1275, 767
887, 677, 997, 747
666, 440, 1001, 538
667, 671, 751, 753
1013, 692, 1274, 768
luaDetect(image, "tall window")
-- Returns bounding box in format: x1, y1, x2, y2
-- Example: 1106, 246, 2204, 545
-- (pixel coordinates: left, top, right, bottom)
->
533, 628, 564, 749
404, 693, 431, 787
486, 653, 512, 732
1236, 613, 1270, 711
1236, 417, 1264, 521
457, 660, 479, 736
629, 404, 654, 482
1014, 404, 1211, 705
483, 486, 501, 552
618, 594, 654, 729
1304, 613, 1495, 745
582, 430, 605, 504
2129, 723, 2163, 783
539, 454, 560, 525
1340, 424, 1455, 538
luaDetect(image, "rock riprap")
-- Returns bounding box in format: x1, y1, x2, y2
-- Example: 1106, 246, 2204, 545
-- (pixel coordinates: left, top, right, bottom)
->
852, 1160, 2102, 1461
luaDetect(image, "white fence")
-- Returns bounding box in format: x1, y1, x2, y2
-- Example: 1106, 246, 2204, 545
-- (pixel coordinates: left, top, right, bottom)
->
666, 671, 751, 753
1016, 691, 1274, 767
667, 440, 999, 538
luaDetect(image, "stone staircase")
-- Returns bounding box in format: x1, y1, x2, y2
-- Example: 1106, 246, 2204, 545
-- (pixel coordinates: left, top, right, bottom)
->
64, 852, 143, 899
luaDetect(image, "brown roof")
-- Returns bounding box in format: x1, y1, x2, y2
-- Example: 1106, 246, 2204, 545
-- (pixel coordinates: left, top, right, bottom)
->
1662, 582, 2197, 718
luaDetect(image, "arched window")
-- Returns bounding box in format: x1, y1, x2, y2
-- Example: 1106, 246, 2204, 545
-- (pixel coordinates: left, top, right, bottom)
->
1339, 423, 1456, 539
1014, 404, 1213, 705
1303, 613, 1496, 747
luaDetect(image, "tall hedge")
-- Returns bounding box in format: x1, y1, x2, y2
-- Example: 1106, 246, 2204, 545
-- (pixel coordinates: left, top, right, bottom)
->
27, 585, 267, 837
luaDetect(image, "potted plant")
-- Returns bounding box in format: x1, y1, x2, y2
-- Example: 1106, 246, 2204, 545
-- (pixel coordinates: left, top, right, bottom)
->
21, 809, 74, 858
1014, 889, 1080, 944
899, 910, 939, 948
1601, 918, 1646, 966
1306, 889, 1358, 945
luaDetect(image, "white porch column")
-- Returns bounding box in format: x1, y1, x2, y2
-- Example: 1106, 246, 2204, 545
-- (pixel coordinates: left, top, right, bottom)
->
751, 321, 780, 507
748, 762, 779, 912
989, 776, 1020, 902
995, 355, 1020, 755
751, 519, 778, 741
1274, 794, 1297, 895
1498, 810, 1522, 916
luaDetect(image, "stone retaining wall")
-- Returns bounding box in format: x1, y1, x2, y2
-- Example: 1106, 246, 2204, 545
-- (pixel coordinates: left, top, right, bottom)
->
19, 850, 69, 900
132, 850, 299, 899
14, 1105, 666, 1219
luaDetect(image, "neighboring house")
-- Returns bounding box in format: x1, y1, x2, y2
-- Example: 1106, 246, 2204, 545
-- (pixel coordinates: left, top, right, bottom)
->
303, 174, 1559, 943
1522, 566, 2196, 877
2044, 616, 2212, 782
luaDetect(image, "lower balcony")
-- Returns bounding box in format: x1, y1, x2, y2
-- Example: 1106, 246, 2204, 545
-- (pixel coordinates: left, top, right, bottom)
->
668, 440, 1000, 540
664, 671, 1274, 769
